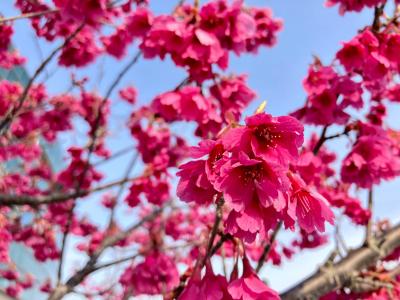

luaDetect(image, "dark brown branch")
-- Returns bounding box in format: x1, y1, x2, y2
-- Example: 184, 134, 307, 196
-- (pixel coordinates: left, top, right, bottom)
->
312, 126, 350, 155
91, 242, 195, 274
91, 253, 141, 273
57, 199, 77, 285
256, 221, 282, 273
312, 126, 328, 155
281, 222, 400, 300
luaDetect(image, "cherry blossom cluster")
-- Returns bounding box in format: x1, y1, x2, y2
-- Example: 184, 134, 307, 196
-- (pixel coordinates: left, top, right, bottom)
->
103, 1, 282, 82
177, 112, 335, 243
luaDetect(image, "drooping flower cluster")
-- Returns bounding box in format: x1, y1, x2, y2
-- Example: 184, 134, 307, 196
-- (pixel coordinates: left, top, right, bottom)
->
179, 257, 279, 300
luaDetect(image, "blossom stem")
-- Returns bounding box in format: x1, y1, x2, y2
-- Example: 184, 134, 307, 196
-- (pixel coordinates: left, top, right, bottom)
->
313, 126, 328, 155
313, 126, 350, 155
56, 202, 76, 285
256, 221, 282, 273
204, 198, 224, 262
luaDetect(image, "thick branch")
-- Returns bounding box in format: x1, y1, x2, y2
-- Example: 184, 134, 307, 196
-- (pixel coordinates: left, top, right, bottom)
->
281, 223, 400, 300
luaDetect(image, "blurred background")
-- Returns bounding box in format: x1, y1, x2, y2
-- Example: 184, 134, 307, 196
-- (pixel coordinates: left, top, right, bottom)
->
1, 1, 399, 299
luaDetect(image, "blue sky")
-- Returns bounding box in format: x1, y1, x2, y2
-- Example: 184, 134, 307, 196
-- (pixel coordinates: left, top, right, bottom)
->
2, 1, 400, 299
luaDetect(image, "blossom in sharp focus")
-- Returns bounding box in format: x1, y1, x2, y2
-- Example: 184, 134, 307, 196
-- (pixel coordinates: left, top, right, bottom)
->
222, 112, 304, 165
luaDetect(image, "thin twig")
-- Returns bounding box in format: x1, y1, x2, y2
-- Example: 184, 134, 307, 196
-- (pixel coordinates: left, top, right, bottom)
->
93, 146, 135, 167
54, 52, 143, 273
0, 9, 59, 24
76, 50, 142, 191
313, 126, 328, 155
107, 151, 140, 228
312, 126, 350, 155
0, 176, 138, 206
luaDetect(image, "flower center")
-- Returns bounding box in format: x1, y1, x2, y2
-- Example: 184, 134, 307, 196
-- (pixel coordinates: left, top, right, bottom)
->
241, 164, 264, 183
254, 125, 281, 147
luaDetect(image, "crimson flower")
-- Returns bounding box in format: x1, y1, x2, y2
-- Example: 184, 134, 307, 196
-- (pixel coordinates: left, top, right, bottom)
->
223, 112, 303, 165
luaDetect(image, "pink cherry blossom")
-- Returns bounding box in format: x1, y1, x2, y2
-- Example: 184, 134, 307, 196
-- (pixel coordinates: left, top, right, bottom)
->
223, 112, 304, 165
123, 251, 179, 295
